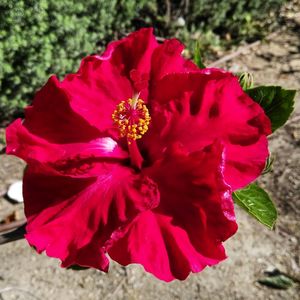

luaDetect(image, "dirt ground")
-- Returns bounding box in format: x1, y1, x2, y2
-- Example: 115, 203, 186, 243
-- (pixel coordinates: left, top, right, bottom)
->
0, 14, 299, 300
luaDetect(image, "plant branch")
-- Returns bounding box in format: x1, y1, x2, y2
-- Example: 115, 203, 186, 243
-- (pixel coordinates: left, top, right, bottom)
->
0, 223, 26, 245
0, 220, 26, 233
165, 0, 171, 24
208, 31, 279, 67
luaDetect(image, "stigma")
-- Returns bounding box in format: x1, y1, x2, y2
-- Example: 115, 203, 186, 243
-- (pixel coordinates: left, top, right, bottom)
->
112, 97, 151, 143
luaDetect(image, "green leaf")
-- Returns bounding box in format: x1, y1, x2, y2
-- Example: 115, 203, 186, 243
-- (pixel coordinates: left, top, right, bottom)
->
246, 86, 296, 132
233, 183, 277, 229
194, 41, 206, 69
258, 274, 294, 289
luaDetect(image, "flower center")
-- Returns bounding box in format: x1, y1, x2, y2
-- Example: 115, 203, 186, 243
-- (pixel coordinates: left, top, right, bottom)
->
112, 98, 151, 143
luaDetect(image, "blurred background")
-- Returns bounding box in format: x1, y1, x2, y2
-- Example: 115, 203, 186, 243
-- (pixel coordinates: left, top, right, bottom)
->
0, 0, 299, 299
0, 0, 295, 124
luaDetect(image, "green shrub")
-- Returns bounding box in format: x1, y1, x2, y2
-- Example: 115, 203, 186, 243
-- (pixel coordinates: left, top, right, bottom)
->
0, 0, 285, 123
164, 0, 286, 60
0, 0, 149, 122
188, 0, 284, 40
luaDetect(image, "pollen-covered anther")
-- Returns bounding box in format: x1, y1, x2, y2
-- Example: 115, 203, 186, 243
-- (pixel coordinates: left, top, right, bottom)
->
112, 98, 151, 142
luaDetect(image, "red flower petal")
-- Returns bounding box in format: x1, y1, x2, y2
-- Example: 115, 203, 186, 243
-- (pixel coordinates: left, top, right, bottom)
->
73, 28, 158, 105
5, 76, 130, 171
151, 38, 198, 81
67, 28, 196, 108
102, 28, 158, 78
109, 142, 237, 281
15, 29, 196, 147
61, 58, 133, 135
6, 118, 128, 170
144, 70, 271, 189
24, 163, 159, 270
23, 76, 101, 143
5, 29, 252, 280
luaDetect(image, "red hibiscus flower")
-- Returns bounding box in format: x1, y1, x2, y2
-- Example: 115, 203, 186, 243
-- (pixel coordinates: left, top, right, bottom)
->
5, 28, 271, 281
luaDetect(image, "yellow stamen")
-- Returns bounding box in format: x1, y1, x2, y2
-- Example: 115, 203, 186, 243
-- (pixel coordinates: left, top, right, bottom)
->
112, 98, 151, 142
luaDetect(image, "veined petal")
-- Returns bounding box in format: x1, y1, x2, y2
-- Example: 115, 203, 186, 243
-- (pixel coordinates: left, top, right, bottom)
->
6, 118, 128, 175
24, 163, 159, 270
109, 142, 237, 281
144, 71, 271, 189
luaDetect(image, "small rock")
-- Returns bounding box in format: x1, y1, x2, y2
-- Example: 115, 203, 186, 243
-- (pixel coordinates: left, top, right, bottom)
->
266, 43, 289, 57
281, 64, 292, 73
290, 59, 300, 71
7, 181, 23, 203
288, 45, 299, 54
289, 236, 297, 244
264, 265, 278, 274
247, 57, 269, 70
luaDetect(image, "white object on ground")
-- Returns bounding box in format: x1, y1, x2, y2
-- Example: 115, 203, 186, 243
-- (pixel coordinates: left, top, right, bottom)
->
7, 181, 23, 203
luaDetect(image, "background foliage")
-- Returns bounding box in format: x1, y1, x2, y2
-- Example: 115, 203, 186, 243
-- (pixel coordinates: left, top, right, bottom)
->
0, 0, 286, 122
